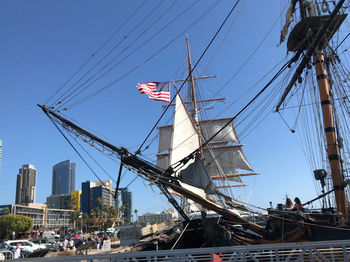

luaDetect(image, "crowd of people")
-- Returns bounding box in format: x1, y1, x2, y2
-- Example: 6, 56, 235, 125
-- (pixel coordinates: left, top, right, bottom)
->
285, 197, 305, 211
54, 234, 111, 252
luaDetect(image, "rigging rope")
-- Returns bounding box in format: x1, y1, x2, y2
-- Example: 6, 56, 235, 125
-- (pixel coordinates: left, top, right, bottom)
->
47, 0, 149, 107
55, 0, 172, 110
46, 114, 115, 198
60, 0, 213, 111
136, 0, 242, 155
171, 56, 293, 172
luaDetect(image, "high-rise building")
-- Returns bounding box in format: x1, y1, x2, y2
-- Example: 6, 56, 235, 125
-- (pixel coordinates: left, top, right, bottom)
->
116, 187, 132, 223
15, 164, 36, 205
52, 160, 76, 195
81, 180, 115, 214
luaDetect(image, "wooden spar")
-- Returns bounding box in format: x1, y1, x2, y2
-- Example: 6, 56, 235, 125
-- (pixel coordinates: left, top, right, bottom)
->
211, 173, 259, 180
162, 97, 226, 108
171, 75, 216, 83
160, 191, 184, 198
216, 184, 247, 189
167, 181, 270, 238
314, 52, 348, 220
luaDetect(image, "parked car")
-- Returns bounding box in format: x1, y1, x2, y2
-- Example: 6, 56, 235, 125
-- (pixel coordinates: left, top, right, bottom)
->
31, 239, 56, 251
0, 242, 13, 252
97, 232, 108, 238
1, 241, 29, 258
5, 240, 41, 253
71, 233, 82, 238
42, 231, 60, 239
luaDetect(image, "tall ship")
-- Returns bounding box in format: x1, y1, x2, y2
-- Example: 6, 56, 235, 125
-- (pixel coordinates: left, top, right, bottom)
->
39, 0, 350, 247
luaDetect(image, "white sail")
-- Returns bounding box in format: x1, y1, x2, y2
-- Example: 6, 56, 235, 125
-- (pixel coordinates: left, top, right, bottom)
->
158, 118, 239, 153
170, 94, 208, 211
157, 145, 251, 182
158, 125, 172, 153
200, 118, 239, 143
203, 145, 252, 176
170, 94, 200, 166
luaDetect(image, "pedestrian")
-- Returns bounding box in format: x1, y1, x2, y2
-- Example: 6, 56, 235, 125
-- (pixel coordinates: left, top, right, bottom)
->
293, 197, 305, 211
95, 235, 100, 249
63, 237, 68, 251
285, 198, 294, 210
13, 243, 21, 259
69, 238, 75, 250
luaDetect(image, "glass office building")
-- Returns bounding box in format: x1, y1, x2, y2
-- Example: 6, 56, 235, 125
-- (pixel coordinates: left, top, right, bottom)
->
52, 160, 76, 195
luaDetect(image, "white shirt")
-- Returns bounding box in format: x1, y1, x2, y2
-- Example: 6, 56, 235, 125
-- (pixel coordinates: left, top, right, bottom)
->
13, 247, 21, 259
63, 239, 68, 248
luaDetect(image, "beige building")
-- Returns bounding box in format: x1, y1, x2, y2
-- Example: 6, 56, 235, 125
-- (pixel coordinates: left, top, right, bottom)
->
12, 203, 73, 230
138, 209, 177, 224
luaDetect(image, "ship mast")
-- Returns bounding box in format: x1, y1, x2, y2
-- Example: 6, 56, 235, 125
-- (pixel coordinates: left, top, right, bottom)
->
186, 36, 199, 125
277, 0, 348, 219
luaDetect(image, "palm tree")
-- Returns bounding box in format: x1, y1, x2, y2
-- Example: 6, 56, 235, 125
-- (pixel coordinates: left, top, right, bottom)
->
134, 209, 138, 223
70, 211, 80, 230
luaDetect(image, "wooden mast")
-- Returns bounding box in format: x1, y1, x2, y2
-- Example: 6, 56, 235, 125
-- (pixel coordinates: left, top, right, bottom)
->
277, 0, 348, 220
186, 36, 204, 157
314, 52, 348, 219
186, 36, 199, 124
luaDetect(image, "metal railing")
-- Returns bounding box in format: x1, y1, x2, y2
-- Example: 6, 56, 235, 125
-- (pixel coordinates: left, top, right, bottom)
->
19, 239, 350, 261
0, 251, 13, 260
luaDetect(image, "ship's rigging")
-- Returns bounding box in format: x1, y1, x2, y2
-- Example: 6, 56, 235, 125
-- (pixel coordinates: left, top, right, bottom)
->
39, 0, 350, 245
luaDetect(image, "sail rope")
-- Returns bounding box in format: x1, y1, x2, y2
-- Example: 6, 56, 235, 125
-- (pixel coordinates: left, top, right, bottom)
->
201, 0, 248, 72
136, 0, 242, 155
53, 0, 179, 111
54, 0, 178, 111
45, 0, 149, 106
208, 0, 289, 100
58, 0, 221, 111
46, 114, 116, 198
46, 0, 209, 111
170, 214, 194, 250
170, 55, 294, 173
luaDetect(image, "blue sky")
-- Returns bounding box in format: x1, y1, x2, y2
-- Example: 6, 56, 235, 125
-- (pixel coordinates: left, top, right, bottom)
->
0, 0, 328, 215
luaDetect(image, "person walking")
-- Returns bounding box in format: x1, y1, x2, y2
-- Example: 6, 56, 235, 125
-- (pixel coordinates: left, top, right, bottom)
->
13, 243, 21, 259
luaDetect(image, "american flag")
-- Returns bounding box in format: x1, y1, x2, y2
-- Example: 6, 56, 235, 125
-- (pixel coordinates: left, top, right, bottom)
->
136, 82, 170, 102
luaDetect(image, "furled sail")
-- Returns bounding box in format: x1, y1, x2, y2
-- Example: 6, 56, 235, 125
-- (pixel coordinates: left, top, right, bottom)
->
179, 156, 217, 195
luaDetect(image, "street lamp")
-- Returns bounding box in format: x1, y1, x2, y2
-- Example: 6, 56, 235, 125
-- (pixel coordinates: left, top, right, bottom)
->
79, 212, 83, 234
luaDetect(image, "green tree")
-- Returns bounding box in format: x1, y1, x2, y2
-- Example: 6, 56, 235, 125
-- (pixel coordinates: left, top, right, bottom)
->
0, 215, 33, 239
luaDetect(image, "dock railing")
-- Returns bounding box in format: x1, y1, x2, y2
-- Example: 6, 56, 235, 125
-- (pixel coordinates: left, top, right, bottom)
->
17, 239, 350, 261
0, 251, 13, 260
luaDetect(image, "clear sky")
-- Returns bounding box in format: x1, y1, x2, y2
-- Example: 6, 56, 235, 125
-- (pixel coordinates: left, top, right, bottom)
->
0, 0, 329, 215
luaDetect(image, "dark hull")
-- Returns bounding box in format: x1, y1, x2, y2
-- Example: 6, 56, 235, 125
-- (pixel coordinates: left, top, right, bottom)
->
265, 210, 350, 243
